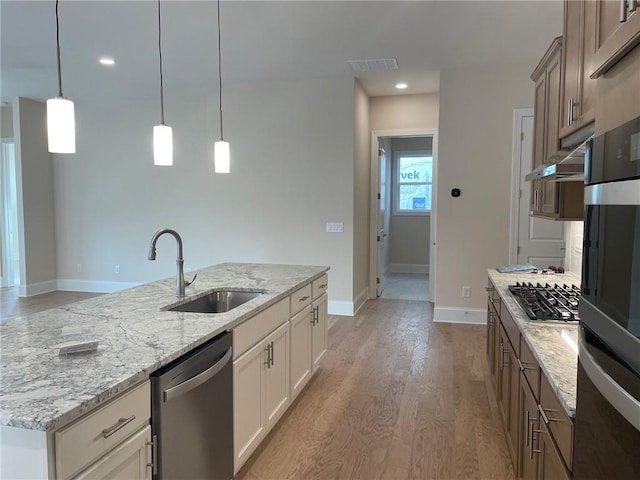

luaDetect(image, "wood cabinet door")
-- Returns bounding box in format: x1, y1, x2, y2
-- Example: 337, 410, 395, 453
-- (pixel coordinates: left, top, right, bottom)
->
540, 180, 559, 216
533, 75, 547, 170
497, 326, 511, 428
264, 322, 290, 429
487, 300, 496, 379
311, 293, 328, 373
233, 341, 266, 472
591, 0, 640, 77
561, 0, 583, 134
519, 372, 540, 480
290, 305, 312, 401
508, 347, 521, 470
537, 422, 571, 480
545, 52, 562, 163
73, 426, 151, 480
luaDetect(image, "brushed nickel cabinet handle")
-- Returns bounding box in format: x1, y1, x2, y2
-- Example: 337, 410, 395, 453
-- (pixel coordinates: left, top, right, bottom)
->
264, 345, 271, 368
621, 0, 628, 22
270, 342, 274, 367
318, 283, 327, 289
299, 295, 310, 302
102, 415, 136, 438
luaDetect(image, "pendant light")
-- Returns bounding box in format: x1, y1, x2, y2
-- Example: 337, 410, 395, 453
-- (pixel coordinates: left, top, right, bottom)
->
47, 0, 75, 154
214, 0, 230, 173
153, 0, 173, 166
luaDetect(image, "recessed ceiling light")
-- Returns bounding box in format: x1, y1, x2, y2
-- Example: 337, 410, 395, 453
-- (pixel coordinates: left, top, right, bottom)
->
395, 82, 408, 90
99, 57, 116, 66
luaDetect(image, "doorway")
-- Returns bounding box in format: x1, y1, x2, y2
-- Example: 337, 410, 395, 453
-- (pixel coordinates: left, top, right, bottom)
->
509, 109, 565, 268
1, 139, 20, 287
369, 129, 438, 302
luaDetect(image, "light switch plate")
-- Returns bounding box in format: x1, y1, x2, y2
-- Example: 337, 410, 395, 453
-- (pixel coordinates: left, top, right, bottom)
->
326, 222, 344, 233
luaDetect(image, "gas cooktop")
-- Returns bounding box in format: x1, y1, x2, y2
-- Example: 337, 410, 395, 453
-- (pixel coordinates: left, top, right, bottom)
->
508, 282, 581, 322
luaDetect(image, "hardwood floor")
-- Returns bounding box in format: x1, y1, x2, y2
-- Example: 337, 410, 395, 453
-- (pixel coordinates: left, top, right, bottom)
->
236, 299, 515, 480
0, 286, 101, 322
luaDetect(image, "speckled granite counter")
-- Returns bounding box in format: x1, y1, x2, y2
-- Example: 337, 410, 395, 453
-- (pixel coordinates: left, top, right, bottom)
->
488, 269, 581, 417
0, 263, 328, 431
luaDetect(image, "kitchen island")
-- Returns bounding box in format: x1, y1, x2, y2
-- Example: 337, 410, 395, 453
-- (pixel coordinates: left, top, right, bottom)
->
0, 263, 329, 479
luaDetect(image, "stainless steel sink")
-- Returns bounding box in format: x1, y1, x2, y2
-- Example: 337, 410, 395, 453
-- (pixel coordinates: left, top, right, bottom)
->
166, 290, 264, 314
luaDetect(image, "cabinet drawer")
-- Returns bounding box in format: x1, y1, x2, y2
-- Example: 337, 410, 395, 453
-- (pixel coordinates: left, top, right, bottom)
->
311, 274, 328, 300
487, 279, 501, 317
55, 381, 150, 480
500, 307, 520, 355
539, 372, 574, 471
519, 337, 541, 400
290, 284, 312, 316
233, 297, 289, 359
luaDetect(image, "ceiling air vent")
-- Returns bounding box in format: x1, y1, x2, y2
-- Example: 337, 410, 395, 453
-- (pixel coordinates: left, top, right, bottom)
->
347, 58, 398, 72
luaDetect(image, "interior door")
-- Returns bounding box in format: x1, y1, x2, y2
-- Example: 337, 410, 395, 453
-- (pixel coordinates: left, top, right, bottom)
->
517, 114, 566, 268
376, 143, 387, 297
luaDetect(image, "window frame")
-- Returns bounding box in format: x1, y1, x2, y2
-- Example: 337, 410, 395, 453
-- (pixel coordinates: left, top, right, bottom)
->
392, 150, 432, 216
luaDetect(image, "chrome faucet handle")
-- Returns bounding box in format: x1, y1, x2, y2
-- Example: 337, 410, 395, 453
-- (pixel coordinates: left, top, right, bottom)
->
185, 273, 197, 288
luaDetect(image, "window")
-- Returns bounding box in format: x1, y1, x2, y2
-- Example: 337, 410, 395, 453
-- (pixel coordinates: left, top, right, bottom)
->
394, 152, 432, 214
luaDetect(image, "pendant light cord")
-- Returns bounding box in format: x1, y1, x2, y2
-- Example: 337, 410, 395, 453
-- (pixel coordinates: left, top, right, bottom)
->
55, 0, 63, 97
157, 0, 165, 125
217, 0, 224, 140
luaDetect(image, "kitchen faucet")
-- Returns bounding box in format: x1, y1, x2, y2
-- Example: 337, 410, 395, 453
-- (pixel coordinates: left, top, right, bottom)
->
148, 228, 196, 297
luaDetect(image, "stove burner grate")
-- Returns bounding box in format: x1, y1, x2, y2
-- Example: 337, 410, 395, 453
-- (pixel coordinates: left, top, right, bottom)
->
508, 282, 581, 322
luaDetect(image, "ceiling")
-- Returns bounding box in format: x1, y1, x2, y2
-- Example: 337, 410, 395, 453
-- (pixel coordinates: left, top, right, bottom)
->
0, 0, 563, 103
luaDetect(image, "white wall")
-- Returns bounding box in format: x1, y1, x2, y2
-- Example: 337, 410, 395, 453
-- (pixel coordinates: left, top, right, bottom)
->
52, 77, 357, 310
353, 80, 370, 310
370, 93, 439, 131
436, 63, 533, 316
14, 98, 57, 294
1, 106, 13, 137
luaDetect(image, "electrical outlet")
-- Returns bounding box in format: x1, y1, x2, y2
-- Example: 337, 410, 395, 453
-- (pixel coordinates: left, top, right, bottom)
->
76, 263, 82, 273
462, 286, 471, 298
114, 265, 120, 274
326, 222, 344, 233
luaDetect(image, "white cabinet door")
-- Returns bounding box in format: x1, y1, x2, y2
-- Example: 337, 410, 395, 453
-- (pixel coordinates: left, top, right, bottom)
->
289, 305, 312, 401
233, 340, 266, 472
73, 426, 151, 480
311, 293, 328, 373
264, 322, 290, 429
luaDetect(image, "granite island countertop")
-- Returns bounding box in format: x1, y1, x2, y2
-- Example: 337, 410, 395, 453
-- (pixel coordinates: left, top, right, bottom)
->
488, 269, 581, 417
0, 263, 329, 432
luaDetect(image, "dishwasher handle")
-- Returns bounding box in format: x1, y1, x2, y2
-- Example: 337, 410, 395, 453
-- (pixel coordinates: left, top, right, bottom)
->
163, 346, 233, 403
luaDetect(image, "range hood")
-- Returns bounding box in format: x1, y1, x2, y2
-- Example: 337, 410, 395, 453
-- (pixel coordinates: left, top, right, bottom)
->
525, 135, 593, 182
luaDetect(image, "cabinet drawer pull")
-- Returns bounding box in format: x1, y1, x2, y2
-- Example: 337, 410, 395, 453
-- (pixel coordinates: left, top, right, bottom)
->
264, 344, 272, 368
102, 415, 136, 438
318, 283, 327, 289
299, 295, 310, 302
270, 342, 274, 367
620, 0, 628, 22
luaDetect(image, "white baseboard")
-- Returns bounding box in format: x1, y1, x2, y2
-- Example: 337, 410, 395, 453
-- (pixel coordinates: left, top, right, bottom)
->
328, 301, 354, 316
433, 306, 486, 325
18, 280, 57, 297
353, 287, 369, 315
389, 263, 429, 274
56, 279, 141, 293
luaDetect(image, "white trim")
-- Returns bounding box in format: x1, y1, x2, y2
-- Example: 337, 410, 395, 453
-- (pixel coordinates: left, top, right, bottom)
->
328, 300, 354, 316
389, 263, 429, 274
353, 287, 369, 315
56, 279, 141, 293
18, 280, 57, 297
433, 307, 486, 325
510, 108, 534, 264
370, 129, 438, 303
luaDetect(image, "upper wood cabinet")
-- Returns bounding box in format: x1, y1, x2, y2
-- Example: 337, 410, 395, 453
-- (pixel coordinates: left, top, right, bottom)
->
589, 0, 640, 78
560, 0, 597, 138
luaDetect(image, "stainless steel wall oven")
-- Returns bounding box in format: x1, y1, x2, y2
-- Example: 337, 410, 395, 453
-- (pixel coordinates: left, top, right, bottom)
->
575, 116, 640, 479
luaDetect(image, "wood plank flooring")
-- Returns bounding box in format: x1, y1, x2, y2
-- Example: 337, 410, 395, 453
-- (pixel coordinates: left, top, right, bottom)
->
236, 299, 515, 480
0, 286, 101, 322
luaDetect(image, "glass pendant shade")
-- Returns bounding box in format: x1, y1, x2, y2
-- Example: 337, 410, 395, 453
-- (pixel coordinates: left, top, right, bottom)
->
214, 140, 230, 173
153, 124, 173, 166
47, 97, 76, 154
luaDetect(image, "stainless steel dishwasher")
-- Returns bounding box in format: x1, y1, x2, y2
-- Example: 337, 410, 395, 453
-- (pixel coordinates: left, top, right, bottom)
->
151, 331, 233, 480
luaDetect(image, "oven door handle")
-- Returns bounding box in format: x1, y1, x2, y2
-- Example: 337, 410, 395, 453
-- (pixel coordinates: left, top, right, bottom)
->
579, 329, 640, 431
163, 346, 233, 403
